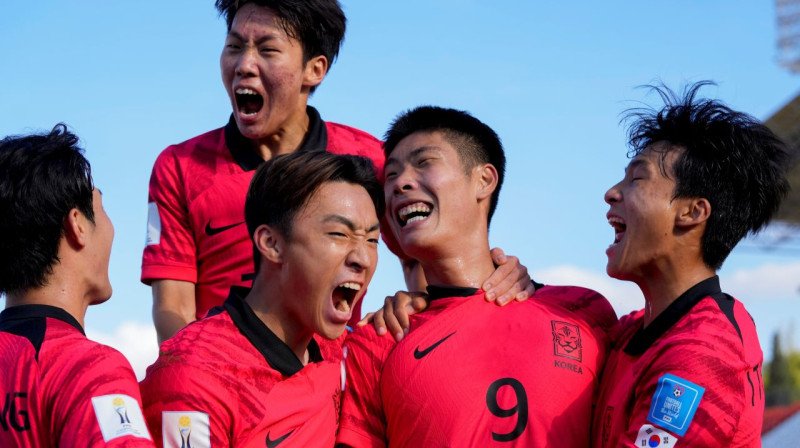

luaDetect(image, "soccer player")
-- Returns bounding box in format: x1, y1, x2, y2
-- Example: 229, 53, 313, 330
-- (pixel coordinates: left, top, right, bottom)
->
140, 151, 383, 447
338, 106, 618, 447
592, 82, 790, 447
0, 125, 153, 447
143, 0, 532, 343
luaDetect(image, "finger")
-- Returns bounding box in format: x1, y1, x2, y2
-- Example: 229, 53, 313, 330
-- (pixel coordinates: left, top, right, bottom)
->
515, 278, 536, 302
483, 256, 518, 302
371, 297, 391, 336
410, 295, 428, 312
358, 312, 375, 326
393, 293, 413, 333
489, 246, 508, 264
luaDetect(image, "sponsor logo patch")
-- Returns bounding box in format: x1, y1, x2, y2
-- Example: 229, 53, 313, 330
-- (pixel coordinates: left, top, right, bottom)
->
162, 411, 210, 448
146, 202, 161, 246
551, 320, 582, 361
636, 424, 678, 447
647, 374, 704, 437
91, 394, 151, 442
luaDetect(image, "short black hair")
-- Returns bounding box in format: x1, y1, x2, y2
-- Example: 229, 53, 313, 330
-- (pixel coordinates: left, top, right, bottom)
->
245, 151, 383, 270
215, 0, 346, 92
624, 81, 791, 270
383, 105, 506, 224
0, 124, 95, 295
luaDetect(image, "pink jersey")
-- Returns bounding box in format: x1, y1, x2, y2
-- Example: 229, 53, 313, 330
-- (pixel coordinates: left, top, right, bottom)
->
592, 276, 764, 447
338, 285, 618, 447
142, 106, 384, 322
140, 287, 346, 447
0, 305, 152, 447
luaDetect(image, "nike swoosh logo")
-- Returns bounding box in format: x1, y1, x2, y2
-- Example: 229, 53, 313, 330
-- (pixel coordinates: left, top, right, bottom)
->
204, 221, 244, 236
414, 332, 456, 359
266, 429, 294, 448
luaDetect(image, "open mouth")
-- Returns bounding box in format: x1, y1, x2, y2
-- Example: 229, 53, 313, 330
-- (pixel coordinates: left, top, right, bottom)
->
332, 282, 361, 314
397, 202, 432, 227
608, 216, 626, 244
235, 88, 264, 116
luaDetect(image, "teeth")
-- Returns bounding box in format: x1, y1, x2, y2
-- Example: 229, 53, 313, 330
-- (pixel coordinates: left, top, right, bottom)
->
236, 88, 258, 95
339, 282, 361, 291
398, 202, 431, 224
608, 216, 625, 226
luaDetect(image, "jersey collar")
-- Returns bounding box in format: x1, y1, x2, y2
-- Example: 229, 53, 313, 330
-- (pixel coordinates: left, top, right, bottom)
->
223, 286, 323, 377
426, 285, 480, 302
224, 105, 329, 172
0, 304, 84, 335
624, 275, 721, 356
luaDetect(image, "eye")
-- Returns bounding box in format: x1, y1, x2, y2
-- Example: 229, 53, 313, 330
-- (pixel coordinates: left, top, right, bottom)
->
329, 232, 346, 237
385, 171, 397, 179
368, 236, 380, 244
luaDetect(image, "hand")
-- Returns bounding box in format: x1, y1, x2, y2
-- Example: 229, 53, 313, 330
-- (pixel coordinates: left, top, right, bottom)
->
359, 290, 428, 342
482, 247, 536, 306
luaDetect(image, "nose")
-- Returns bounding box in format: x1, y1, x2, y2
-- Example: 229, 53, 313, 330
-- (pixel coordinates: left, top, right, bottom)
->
236, 47, 258, 77
346, 241, 372, 273
604, 182, 621, 204
390, 166, 417, 196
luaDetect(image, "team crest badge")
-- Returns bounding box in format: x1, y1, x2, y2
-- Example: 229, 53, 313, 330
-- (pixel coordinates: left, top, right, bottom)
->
162, 411, 210, 448
551, 320, 582, 361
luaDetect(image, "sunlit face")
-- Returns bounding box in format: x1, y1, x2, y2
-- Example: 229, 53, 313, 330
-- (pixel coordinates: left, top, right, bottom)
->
88, 189, 114, 304
220, 3, 322, 141
604, 143, 683, 281
383, 131, 483, 260
279, 181, 379, 340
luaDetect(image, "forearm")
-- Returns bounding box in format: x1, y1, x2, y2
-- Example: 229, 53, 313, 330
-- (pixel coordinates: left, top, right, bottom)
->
151, 280, 197, 344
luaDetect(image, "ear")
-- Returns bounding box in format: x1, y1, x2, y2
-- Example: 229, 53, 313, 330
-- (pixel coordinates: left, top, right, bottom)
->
675, 197, 711, 229
63, 208, 90, 249
253, 224, 284, 264
474, 163, 499, 201
302, 55, 328, 89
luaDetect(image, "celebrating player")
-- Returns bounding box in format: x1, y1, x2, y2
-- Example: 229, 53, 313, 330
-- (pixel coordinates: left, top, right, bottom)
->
143, 0, 534, 344
592, 82, 790, 446
0, 125, 153, 447
337, 106, 618, 447
141, 151, 382, 447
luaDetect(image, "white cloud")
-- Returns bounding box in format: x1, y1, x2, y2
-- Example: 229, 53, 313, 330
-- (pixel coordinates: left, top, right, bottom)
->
537, 265, 643, 317
721, 262, 800, 301
87, 321, 159, 381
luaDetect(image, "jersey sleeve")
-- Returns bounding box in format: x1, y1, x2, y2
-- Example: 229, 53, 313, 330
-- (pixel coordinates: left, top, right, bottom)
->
141, 147, 198, 285
337, 328, 393, 448
51, 346, 154, 447
614, 327, 748, 447
139, 357, 235, 448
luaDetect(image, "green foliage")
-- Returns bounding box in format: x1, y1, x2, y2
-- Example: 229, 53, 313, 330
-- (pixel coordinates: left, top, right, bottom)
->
765, 331, 800, 406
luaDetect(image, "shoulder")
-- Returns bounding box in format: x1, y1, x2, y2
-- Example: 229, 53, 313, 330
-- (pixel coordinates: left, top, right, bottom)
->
324, 123, 385, 167
534, 284, 619, 332
152, 126, 228, 170
148, 312, 238, 374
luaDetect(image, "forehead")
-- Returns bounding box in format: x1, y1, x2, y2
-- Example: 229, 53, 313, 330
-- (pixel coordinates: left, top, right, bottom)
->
628, 142, 681, 174
297, 181, 377, 221
230, 3, 292, 38
388, 131, 458, 162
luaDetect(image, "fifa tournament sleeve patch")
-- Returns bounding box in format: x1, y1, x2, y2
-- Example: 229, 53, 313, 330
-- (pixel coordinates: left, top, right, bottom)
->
90, 394, 151, 442
636, 424, 678, 447
162, 411, 211, 448
647, 373, 704, 437
146, 201, 161, 246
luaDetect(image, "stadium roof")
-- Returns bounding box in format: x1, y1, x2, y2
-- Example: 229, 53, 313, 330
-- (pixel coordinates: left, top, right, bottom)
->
765, 91, 800, 225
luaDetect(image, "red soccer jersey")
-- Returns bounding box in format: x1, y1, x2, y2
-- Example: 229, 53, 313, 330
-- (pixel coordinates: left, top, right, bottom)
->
141, 106, 384, 321
592, 276, 764, 448
0, 305, 152, 447
338, 285, 618, 448
140, 286, 346, 448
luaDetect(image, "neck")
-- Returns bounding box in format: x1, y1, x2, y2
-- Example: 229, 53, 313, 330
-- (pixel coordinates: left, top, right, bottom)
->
245, 276, 312, 364
250, 103, 310, 161
417, 237, 495, 289
635, 257, 715, 327
5, 272, 88, 329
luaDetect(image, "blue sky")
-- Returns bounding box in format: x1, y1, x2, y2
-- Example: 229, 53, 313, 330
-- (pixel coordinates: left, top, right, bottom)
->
2, 0, 799, 377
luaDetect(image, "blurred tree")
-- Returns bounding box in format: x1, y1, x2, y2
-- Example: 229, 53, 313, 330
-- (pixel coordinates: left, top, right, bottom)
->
765, 331, 800, 406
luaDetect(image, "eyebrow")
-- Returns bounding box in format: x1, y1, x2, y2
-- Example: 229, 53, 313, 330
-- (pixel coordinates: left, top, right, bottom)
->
227, 31, 281, 46
323, 214, 380, 233
625, 159, 648, 173
385, 146, 440, 169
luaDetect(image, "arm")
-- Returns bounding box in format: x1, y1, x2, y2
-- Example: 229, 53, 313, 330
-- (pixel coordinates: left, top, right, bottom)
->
54, 347, 153, 447
152, 279, 196, 344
